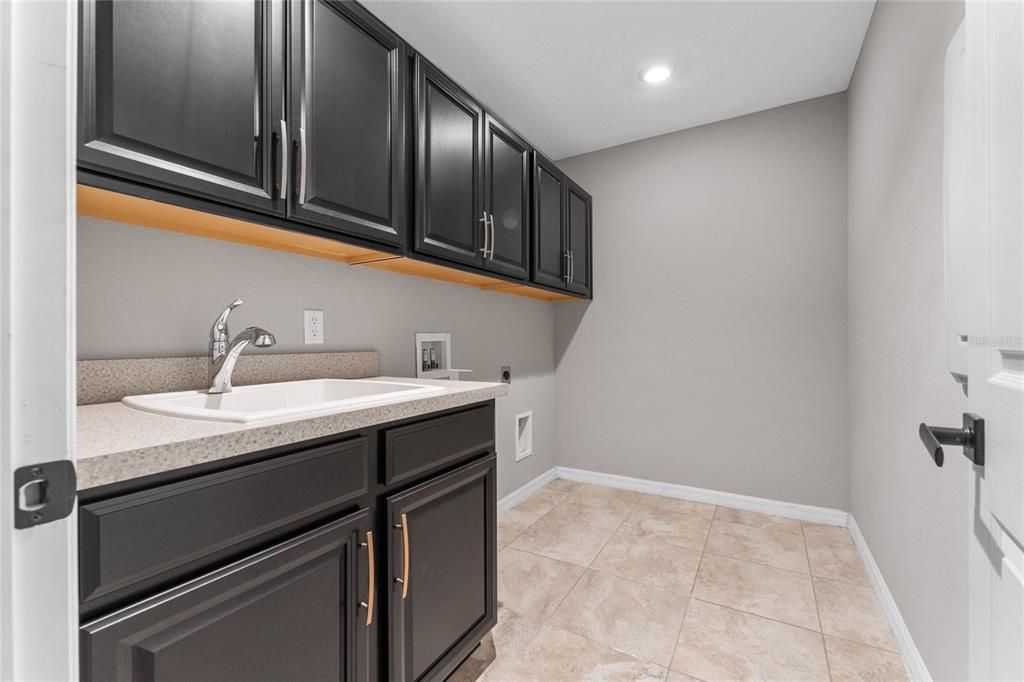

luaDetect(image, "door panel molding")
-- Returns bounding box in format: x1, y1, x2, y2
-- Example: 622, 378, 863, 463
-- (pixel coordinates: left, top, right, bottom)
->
78, 0, 281, 213
531, 151, 567, 289
483, 115, 530, 280
413, 56, 484, 267
386, 455, 497, 681
565, 176, 592, 297
288, 0, 406, 245
80, 511, 371, 682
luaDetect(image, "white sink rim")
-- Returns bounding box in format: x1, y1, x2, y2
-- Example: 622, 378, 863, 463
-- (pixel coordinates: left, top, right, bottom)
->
121, 378, 447, 424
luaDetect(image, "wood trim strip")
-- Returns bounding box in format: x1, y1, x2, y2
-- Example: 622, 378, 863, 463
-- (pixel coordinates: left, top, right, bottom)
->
77, 184, 385, 264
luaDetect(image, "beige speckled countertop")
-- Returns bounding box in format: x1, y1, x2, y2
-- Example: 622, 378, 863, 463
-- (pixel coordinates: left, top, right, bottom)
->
76, 376, 508, 490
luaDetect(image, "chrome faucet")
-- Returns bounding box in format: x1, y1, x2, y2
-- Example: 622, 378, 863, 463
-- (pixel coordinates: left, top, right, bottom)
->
208, 299, 276, 394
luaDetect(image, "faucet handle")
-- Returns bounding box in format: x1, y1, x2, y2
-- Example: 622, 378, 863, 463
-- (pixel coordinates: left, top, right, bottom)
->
211, 299, 244, 342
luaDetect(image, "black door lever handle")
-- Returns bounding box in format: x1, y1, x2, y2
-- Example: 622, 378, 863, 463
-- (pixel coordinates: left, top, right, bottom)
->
919, 413, 984, 467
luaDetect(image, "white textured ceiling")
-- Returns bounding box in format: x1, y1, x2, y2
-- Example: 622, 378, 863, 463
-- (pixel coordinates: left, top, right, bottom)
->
364, 0, 875, 159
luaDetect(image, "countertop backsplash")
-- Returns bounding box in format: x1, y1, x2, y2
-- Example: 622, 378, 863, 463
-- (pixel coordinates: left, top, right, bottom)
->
77, 351, 379, 405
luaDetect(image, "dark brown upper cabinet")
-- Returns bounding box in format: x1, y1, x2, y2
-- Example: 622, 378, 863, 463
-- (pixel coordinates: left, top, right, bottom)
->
482, 115, 530, 280
79, 0, 284, 214
531, 152, 592, 297
387, 455, 497, 682
288, 0, 406, 246
565, 177, 592, 296
412, 56, 485, 267
531, 152, 568, 289
79, 0, 593, 299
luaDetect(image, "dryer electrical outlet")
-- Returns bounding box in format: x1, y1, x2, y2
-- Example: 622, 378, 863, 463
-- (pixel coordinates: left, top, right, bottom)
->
304, 309, 324, 344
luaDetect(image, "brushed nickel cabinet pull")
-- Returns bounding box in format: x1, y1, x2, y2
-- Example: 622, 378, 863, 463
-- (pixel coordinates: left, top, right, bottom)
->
488, 213, 496, 258
365, 531, 375, 626
298, 127, 308, 204
479, 212, 490, 255
395, 513, 410, 599
278, 119, 288, 200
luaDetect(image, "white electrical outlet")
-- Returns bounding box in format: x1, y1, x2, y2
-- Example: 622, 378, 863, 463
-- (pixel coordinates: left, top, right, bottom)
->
304, 309, 324, 344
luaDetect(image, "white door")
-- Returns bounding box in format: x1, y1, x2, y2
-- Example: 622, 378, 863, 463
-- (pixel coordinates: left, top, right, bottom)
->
0, 1, 79, 679
964, 2, 1024, 679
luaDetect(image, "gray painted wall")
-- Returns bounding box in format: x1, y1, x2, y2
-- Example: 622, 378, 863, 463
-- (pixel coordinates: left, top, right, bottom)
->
76, 217, 556, 498
847, 2, 967, 679
554, 93, 849, 508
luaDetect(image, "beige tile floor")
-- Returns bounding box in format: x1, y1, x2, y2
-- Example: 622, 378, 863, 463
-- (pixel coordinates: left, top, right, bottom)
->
450, 479, 908, 682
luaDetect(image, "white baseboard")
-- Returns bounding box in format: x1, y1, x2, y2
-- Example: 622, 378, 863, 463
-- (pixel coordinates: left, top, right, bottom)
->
848, 516, 930, 681
554, 466, 850, 526
497, 467, 558, 517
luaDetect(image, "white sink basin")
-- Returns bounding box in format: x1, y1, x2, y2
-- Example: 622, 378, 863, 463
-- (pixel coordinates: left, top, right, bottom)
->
122, 379, 446, 424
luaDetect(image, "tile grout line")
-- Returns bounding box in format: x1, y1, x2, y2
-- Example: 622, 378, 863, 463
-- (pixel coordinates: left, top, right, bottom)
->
823, 638, 837, 682
549, 486, 691, 672
699, 548, 814, 579
824, 632, 905, 657
668, 504, 719, 678
666, 562, 696, 676
516, 491, 842, 604
684, 596, 830, 638
486, 489, 582, 678
538, 487, 640, 621
582, 490, 702, 675
699, 535, 885, 587
811, 532, 835, 682
489, 481, 599, 677
712, 511, 807, 538
526, 495, 649, 670
494, 484, 697, 678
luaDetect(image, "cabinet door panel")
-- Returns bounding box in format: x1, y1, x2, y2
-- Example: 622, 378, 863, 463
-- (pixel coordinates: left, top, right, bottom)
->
387, 455, 497, 681
79, 437, 369, 617
79, 0, 281, 213
566, 178, 592, 296
532, 152, 567, 289
414, 57, 484, 266
484, 116, 530, 279
289, 0, 406, 245
81, 510, 373, 682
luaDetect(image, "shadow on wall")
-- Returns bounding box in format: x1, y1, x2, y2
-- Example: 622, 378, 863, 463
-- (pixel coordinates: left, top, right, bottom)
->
553, 300, 589, 369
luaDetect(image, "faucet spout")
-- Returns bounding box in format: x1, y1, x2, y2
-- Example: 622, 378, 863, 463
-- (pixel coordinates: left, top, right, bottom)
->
208, 298, 275, 394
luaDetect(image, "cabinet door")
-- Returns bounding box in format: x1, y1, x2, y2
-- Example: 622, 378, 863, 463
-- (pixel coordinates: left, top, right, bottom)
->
79, 0, 283, 214
289, 0, 406, 246
565, 177, 593, 297
531, 152, 567, 289
483, 116, 530, 279
81, 510, 374, 682
387, 455, 497, 681
413, 57, 485, 267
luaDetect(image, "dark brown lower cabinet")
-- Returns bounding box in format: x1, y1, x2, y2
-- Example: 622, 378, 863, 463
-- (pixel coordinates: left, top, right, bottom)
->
387, 455, 497, 681
80, 509, 373, 682
78, 404, 498, 682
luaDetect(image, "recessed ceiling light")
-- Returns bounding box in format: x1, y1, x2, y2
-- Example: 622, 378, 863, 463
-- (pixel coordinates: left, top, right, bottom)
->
640, 64, 672, 84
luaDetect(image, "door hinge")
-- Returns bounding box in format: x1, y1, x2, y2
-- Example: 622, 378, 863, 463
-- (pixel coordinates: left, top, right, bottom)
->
14, 460, 76, 529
